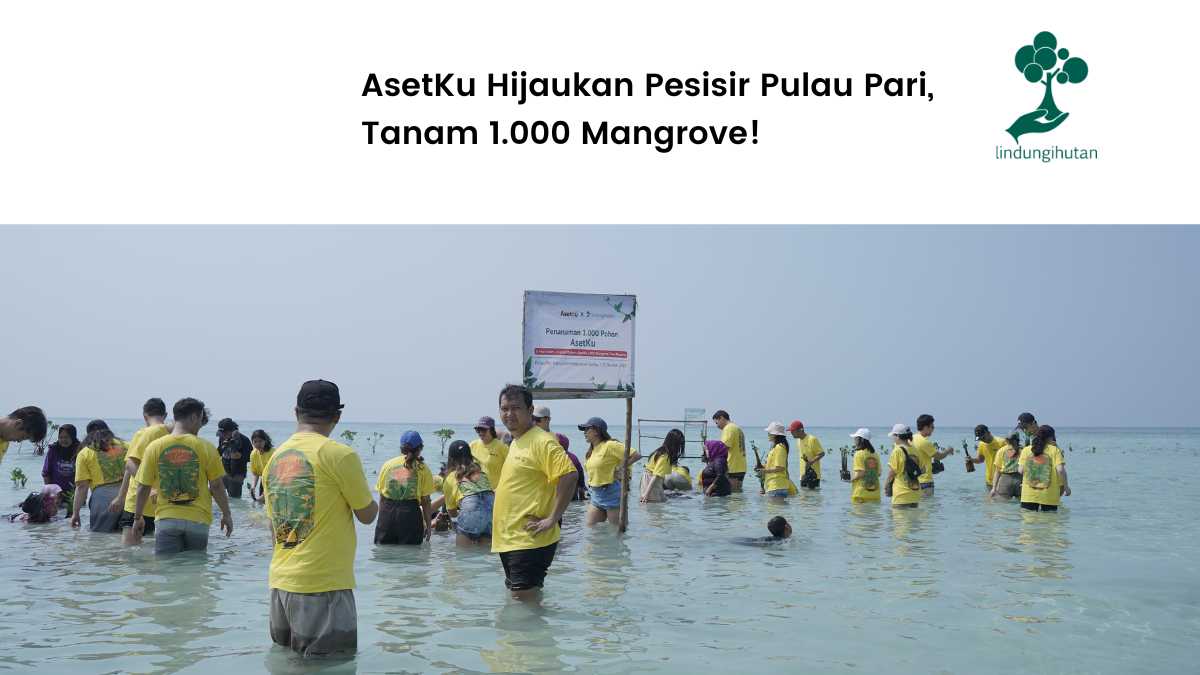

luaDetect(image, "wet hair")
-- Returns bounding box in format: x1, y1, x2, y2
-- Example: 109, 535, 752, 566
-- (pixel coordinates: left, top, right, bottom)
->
916, 414, 934, 431
9, 406, 48, 443
767, 516, 788, 538
143, 397, 167, 418
172, 397, 206, 422
657, 428, 685, 465
497, 384, 532, 409
1031, 425, 1055, 457
446, 440, 480, 477
854, 436, 876, 453
768, 434, 789, 452
251, 429, 273, 451
712, 410, 730, 422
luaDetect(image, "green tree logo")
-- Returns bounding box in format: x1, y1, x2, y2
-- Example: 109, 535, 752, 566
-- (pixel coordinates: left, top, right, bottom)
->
1006, 31, 1089, 142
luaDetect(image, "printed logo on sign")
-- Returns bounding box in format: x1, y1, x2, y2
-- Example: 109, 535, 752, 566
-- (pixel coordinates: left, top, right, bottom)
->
995, 31, 1098, 162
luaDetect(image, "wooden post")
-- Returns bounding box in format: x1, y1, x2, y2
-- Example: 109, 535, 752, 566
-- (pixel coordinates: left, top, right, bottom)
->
618, 396, 634, 532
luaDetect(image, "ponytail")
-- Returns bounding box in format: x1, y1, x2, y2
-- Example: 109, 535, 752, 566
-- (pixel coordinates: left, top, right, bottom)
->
1032, 425, 1055, 457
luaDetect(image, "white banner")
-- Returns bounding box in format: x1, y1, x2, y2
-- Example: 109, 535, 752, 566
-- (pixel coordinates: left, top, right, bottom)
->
522, 291, 636, 396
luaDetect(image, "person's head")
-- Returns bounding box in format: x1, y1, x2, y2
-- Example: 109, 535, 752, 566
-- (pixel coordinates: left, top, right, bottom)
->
294, 379, 344, 433
497, 385, 534, 436
703, 440, 728, 465
5, 406, 48, 443
767, 516, 792, 538
1006, 432, 1021, 449
578, 417, 611, 446
889, 423, 913, 444
142, 397, 167, 422
711, 410, 730, 430
172, 398, 209, 435
474, 416, 497, 442
83, 419, 113, 451
974, 424, 992, 443
851, 428, 874, 452
765, 422, 789, 450
916, 414, 935, 436
532, 405, 552, 431
217, 418, 239, 442
251, 429, 273, 452
787, 420, 806, 439
56, 423, 79, 448
446, 439, 474, 474
661, 428, 685, 463
400, 430, 424, 466
1017, 412, 1038, 435
1031, 425, 1056, 456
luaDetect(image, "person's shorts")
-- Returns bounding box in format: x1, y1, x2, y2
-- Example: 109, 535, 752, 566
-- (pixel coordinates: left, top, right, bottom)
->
375, 497, 425, 545
851, 497, 881, 504
1020, 502, 1058, 512
223, 474, 245, 499
455, 492, 494, 540
155, 518, 210, 555
893, 502, 918, 509
87, 483, 123, 533
766, 489, 790, 497
270, 588, 357, 658
498, 542, 558, 591
119, 511, 155, 535
728, 472, 746, 481
589, 481, 621, 511
995, 473, 1022, 499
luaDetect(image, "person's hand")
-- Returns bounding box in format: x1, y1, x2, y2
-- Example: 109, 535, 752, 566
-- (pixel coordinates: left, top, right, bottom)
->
989, 490, 997, 499
525, 516, 555, 534
70, 512, 81, 528
220, 513, 234, 537
423, 523, 432, 542
1061, 485, 1071, 497
108, 497, 124, 513
132, 516, 145, 538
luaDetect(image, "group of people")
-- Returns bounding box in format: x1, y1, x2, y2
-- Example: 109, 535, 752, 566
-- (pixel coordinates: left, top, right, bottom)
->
1, 390, 1072, 659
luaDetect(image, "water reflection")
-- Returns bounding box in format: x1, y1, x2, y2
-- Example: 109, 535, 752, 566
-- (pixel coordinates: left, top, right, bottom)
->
481, 601, 565, 673
1018, 508, 1072, 579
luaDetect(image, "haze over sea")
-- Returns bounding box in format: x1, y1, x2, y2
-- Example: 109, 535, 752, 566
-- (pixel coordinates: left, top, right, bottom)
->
2, 420, 1197, 674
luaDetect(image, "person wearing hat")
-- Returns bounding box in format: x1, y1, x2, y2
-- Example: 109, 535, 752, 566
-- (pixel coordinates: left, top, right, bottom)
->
788, 421, 825, 490
439, 438, 495, 546
262, 379, 378, 657
911, 414, 954, 495
848, 428, 882, 504
581, 416, 641, 525
1016, 412, 1039, 445
884, 424, 922, 508
470, 416, 509, 487
532, 405, 552, 433
0, 406, 48, 466
969, 424, 1006, 491
760, 422, 797, 498
113, 397, 171, 540
375, 430, 435, 545
711, 410, 747, 492
216, 418, 252, 499
491, 385, 578, 601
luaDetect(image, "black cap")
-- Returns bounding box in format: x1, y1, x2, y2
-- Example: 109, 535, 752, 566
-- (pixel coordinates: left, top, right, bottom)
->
218, 418, 238, 432
1017, 412, 1036, 425
297, 379, 345, 413
448, 439, 470, 455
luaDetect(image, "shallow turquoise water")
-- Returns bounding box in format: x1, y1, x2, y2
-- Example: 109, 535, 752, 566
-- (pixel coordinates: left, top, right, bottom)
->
2, 423, 1198, 674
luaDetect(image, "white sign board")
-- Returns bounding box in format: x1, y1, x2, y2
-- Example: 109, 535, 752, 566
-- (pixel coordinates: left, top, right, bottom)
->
522, 291, 636, 397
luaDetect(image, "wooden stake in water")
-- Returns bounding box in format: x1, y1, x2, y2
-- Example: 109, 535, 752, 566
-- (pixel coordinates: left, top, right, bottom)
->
619, 396, 634, 533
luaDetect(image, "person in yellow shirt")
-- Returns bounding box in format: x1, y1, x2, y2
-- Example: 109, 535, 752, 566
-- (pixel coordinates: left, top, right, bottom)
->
439, 439, 495, 546
760, 422, 797, 498
470, 416, 509, 487
640, 429, 680, 503
70, 420, 130, 532
968, 424, 1006, 491
264, 379, 378, 657
375, 430, 435, 545
712, 410, 747, 491
1017, 425, 1071, 512
989, 432, 1023, 500
133, 397, 233, 555
848, 428, 882, 503
115, 397, 171, 540
582, 416, 641, 526
788, 420, 825, 489
492, 385, 578, 601
0, 406, 48, 465
248, 429, 274, 503
884, 423, 922, 508
912, 414, 954, 495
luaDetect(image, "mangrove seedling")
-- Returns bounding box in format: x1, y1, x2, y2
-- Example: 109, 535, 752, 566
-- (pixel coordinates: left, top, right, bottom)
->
339, 430, 358, 447
11, 467, 28, 488
434, 428, 454, 455
366, 431, 384, 455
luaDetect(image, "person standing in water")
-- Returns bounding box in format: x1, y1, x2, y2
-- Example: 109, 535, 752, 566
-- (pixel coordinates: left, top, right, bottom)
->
375, 430, 435, 545
114, 398, 171, 538
248, 430, 274, 503
989, 432, 1023, 501
640, 430, 677, 503
1018, 425, 1070, 512
439, 439, 495, 546
848, 428, 882, 504
969, 424, 1006, 492
711, 410, 747, 491
0, 406, 48, 465
264, 379, 378, 657
470, 416, 509, 487
884, 424, 922, 509
788, 420, 825, 489
581, 416, 640, 525
911, 414, 954, 496
760, 422, 796, 498
70, 420, 129, 532
42, 423, 81, 502
217, 418, 252, 499
699, 440, 732, 497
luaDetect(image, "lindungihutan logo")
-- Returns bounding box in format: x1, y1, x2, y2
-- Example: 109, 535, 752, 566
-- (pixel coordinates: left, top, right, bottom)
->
1006, 31, 1089, 143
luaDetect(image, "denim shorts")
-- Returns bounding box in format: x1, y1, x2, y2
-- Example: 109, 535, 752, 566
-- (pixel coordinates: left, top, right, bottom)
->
590, 481, 622, 511
155, 518, 210, 555
455, 492, 494, 539
766, 489, 790, 497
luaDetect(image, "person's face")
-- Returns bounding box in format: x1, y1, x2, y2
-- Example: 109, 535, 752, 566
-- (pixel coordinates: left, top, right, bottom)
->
534, 416, 550, 431
475, 426, 494, 442
57, 429, 70, 446
794, 428, 806, 439
584, 427, 601, 445
920, 423, 934, 437
714, 418, 727, 429
498, 397, 532, 434
251, 436, 266, 450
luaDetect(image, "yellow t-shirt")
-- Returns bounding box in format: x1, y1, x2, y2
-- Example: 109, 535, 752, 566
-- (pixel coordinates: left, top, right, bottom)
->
646, 452, 671, 478
470, 438, 509, 487
584, 439, 631, 487
994, 442, 1020, 476
722, 423, 747, 474
136, 434, 225, 525
74, 439, 130, 488
889, 444, 921, 506
250, 448, 275, 477
671, 464, 692, 488
491, 426, 576, 554
124, 424, 170, 517
1019, 444, 1064, 506
376, 457, 434, 502
264, 432, 374, 594
910, 434, 937, 484
797, 435, 825, 480
443, 467, 493, 510
763, 443, 791, 493
977, 437, 1005, 487
851, 449, 882, 502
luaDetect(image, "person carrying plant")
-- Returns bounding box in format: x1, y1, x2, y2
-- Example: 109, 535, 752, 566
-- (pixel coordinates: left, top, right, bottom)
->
788, 420, 825, 489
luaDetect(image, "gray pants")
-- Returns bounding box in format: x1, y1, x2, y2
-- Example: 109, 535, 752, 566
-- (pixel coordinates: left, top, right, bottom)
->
270, 588, 357, 657
88, 483, 122, 533
154, 518, 210, 555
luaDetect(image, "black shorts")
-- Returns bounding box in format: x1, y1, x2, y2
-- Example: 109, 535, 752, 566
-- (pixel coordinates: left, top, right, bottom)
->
893, 502, 918, 509
119, 511, 155, 534
728, 472, 746, 481
223, 475, 245, 498
1020, 502, 1058, 512
375, 497, 425, 545
498, 542, 558, 591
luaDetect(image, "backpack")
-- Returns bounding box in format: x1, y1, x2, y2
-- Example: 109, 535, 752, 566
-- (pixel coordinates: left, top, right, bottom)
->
900, 448, 921, 485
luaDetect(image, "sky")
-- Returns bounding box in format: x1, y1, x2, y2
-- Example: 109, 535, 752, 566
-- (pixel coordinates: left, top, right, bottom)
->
3, 225, 1198, 428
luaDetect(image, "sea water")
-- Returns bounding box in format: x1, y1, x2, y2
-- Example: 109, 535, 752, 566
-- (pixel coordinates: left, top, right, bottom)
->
2, 422, 1197, 674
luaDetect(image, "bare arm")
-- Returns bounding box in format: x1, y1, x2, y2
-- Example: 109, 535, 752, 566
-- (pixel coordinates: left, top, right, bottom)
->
71, 480, 91, 527
1058, 465, 1070, 496
526, 471, 578, 535
209, 478, 234, 536
113, 458, 140, 514
354, 500, 379, 525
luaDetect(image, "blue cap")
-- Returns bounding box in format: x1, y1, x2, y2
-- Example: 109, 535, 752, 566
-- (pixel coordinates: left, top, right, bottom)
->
400, 430, 424, 449
577, 417, 608, 433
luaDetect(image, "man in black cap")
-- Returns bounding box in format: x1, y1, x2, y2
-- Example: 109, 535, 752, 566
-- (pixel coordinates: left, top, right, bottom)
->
217, 418, 252, 498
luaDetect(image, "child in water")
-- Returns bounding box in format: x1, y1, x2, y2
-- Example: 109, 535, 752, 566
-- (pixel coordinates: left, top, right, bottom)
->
733, 516, 792, 545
